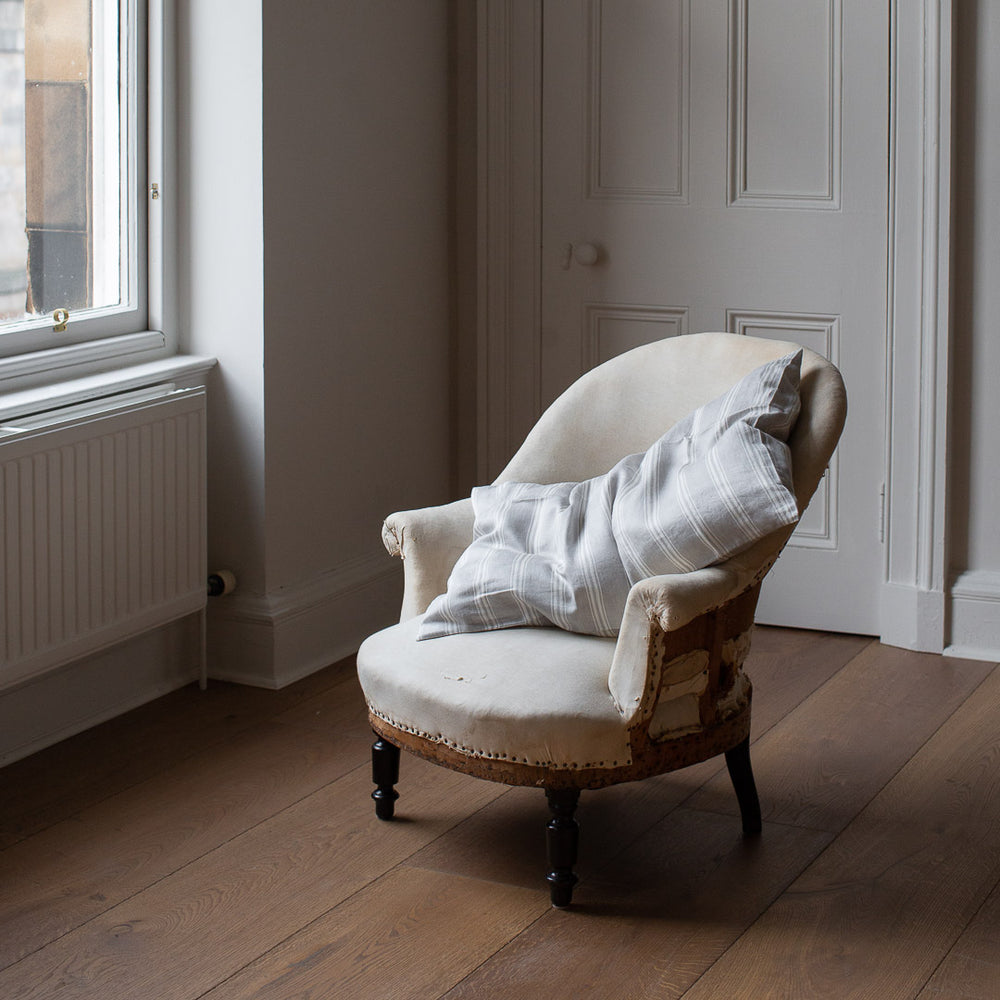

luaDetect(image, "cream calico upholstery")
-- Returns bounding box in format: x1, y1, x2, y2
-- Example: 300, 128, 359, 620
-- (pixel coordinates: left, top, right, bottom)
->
357, 332, 847, 907
360, 617, 626, 769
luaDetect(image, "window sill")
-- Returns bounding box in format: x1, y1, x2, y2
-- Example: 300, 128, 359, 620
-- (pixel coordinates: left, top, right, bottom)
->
0, 353, 218, 423
0, 330, 174, 391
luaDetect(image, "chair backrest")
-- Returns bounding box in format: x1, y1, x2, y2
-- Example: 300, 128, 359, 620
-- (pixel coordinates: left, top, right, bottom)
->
496, 332, 847, 522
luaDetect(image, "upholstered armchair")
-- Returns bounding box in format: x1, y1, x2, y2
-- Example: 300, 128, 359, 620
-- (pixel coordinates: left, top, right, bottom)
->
357, 333, 847, 906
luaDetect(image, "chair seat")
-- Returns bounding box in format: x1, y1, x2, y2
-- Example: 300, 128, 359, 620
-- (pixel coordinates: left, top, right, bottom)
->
357, 616, 630, 770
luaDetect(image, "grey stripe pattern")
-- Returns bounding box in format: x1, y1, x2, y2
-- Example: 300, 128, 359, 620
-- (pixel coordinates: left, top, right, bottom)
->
418, 351, 802, 641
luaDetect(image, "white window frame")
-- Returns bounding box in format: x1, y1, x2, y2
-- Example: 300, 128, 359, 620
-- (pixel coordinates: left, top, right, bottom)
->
0, 0, 175, 389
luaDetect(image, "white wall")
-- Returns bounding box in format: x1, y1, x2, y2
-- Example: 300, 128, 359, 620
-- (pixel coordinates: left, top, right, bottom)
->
181, 0, 453, 686
947, 1, 1000, 657
0, 619, 201, 766
177, 0, 266, 594
261, 1, 452, 591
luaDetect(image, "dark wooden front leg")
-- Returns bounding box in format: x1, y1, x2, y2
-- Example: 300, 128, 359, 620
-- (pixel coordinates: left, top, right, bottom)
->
545, 787, 581, 907
724, 737, 762, 835
371, 732, 401, 821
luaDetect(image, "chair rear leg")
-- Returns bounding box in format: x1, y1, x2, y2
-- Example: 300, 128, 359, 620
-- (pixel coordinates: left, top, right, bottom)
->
371, 732, 400, 820
545, 787, 581, 907
724, 737, 762, 835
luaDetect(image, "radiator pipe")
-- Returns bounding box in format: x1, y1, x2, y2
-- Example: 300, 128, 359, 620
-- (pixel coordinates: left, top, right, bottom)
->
207, 569, 237, 597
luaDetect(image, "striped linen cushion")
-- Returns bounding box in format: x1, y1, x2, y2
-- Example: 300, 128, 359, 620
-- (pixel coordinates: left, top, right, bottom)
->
418, 350, 802, 640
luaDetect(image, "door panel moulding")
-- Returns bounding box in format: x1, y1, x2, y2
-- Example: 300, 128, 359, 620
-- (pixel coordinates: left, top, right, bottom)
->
475, 0, 542, 484
476, 0, 954, 652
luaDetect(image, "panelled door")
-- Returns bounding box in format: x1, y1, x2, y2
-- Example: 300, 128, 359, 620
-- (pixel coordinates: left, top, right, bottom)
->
541, 0, 889, 633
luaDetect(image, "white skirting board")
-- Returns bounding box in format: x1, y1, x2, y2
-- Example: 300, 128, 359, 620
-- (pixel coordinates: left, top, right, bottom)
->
879, 582, 946, 654
206, 552, 403, 688
0, 556, 402, 764
0, 614, 201, 767
947, 571, 1000, 662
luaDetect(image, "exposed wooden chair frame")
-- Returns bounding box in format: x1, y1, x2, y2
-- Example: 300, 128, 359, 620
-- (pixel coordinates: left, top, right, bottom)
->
368, 582, 764, 906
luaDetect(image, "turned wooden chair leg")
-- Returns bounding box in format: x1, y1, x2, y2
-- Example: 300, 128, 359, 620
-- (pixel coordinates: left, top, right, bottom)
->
725, 736, 762, 835
371, 732, 401, 821
545, 787, 581, 907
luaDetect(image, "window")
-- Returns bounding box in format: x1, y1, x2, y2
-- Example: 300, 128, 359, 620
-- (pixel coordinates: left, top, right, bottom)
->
0, 0, 164, 369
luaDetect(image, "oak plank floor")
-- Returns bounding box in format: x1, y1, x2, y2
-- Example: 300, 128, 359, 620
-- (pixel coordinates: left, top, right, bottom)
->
0, 666, 351, 851
917, 879, 1000, 999
683, 666, 1000, 1000
0, 726, 371, 969
0, 628, 996, 1000
684, 641, 993, 832
203, 867, 548, 1000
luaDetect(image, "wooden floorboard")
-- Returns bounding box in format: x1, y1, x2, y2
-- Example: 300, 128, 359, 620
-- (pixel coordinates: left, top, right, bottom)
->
439, 810, 833, 1000
684, 643, 994, 833
682, 665, 1000, 1000
0, 759, 506, 999
916, 877, 1000, 999
203, 867, 548, 1000
0, 725, 371, 969
0, 659, 355, 851
0, 629, 996, 1000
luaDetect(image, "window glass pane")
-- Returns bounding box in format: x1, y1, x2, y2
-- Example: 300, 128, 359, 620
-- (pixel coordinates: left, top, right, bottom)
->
0, 1, 26, 320
0, 0, 129, 330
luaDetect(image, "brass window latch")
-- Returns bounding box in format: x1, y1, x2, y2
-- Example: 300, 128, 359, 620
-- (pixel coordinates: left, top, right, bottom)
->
52, 308, 69, 332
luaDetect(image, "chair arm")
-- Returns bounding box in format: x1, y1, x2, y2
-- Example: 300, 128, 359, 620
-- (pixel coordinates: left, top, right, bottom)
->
382, 498, 474, 621
607, 536, 783, 725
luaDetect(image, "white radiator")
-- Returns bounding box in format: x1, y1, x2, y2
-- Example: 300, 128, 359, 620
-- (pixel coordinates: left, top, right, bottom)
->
0, 385, 207, 692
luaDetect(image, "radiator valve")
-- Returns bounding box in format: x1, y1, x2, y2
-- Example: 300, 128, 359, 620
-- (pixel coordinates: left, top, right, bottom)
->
207, 569, 237, 597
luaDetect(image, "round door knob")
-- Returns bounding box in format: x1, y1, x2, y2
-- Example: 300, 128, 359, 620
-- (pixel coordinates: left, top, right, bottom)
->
573, 242, 600, 266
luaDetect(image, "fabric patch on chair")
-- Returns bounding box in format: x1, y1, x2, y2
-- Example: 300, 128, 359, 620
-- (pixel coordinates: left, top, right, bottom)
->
418, 350, 802, 640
